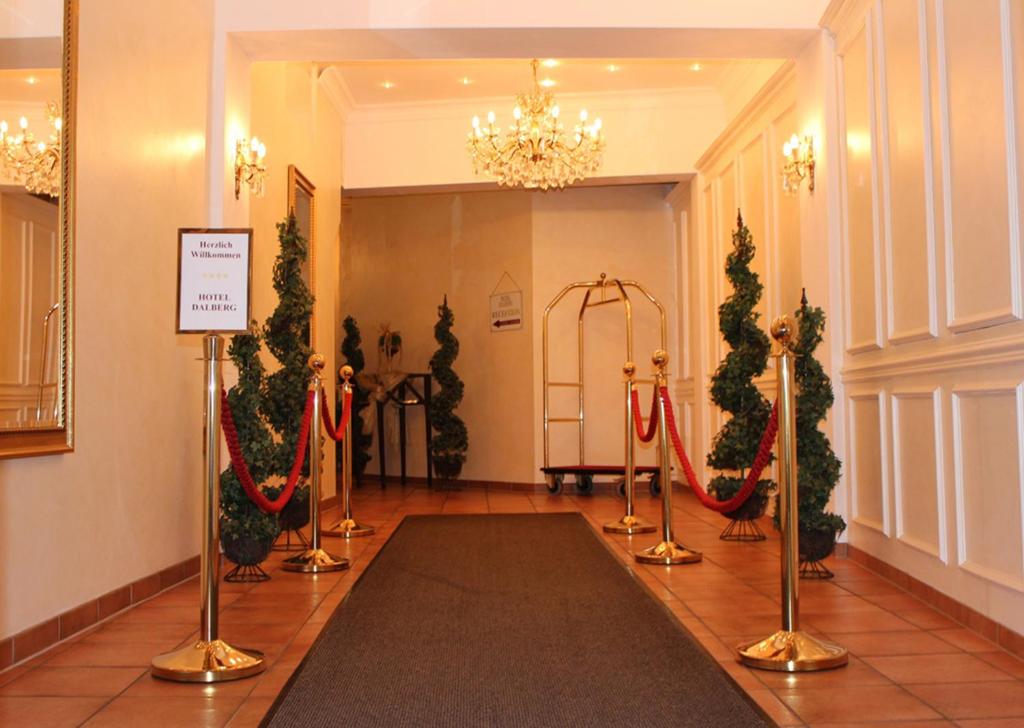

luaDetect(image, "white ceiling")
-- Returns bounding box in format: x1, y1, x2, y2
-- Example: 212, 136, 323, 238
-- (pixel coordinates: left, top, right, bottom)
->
329, 58, 783, 107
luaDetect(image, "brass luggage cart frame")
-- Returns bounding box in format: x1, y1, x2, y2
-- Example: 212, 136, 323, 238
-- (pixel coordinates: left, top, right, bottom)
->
541, 273, 668, 495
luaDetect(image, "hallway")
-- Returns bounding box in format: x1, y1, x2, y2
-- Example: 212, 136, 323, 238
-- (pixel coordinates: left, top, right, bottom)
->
2, 486, 1022, 726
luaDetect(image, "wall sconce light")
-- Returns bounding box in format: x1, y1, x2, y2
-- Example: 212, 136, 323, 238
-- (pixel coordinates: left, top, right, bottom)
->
782, 133, 814, 193
234, 136, 267, 199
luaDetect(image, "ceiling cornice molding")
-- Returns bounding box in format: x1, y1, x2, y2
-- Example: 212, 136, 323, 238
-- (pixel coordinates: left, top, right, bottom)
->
317, 65, 355, 121
820, 0, 874, 38
343, 85, 724, 125
663, 181, 691, 211
695, 60, 796, 173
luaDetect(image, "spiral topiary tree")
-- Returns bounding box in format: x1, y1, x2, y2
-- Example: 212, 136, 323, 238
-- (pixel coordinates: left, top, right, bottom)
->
340, 315, 372, 483
219, 325, 280, 579
429, 296, 468, 483
777, 292, 846, 577
707, 211, 775, 531
261, 213, 314, 534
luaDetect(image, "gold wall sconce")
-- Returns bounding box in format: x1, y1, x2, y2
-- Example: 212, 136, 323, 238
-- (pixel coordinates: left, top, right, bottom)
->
234, 137, 267, 199
782, 133, 814, 193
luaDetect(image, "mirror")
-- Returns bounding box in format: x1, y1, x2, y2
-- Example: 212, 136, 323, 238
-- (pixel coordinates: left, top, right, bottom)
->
0, 0, 75, 457
288, 165, 316, 348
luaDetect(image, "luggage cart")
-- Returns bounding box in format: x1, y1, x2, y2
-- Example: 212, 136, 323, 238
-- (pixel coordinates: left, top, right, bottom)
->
541, 273, 668, 496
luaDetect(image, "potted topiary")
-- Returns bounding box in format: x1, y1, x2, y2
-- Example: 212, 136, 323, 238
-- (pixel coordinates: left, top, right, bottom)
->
340, 316, 373, 485
262, 213, 314, 548
707, 211, 776, 540
775, 291, 846, 578
429, 296, 468, 484
220, 326, 280, 582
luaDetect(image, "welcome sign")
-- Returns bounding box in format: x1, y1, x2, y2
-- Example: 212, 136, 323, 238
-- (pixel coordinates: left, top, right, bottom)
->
176, 228, 253, 333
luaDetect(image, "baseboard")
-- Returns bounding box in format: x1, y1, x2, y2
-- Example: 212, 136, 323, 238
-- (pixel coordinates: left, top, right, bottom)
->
0, 553, 201, 672
842, 544, 1024, 659
355, 474, 548, 493
353, 474, 663, 495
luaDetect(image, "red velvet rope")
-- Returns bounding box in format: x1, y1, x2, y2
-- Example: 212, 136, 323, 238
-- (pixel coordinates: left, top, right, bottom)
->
220, 388, 315, 514
321, 388, 353, 443
630, 386, 659, 443
659, 386, 779, 513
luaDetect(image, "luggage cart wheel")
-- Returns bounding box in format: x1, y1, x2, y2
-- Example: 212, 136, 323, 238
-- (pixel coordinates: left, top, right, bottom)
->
649, 473, 662, 496
547, 473, 564, 494
576, 473, 594, 495
617, 479, 626, 497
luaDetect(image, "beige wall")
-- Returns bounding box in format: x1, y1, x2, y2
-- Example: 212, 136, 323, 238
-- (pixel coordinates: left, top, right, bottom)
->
531, 185, 678, 476
249, 62, 344, 495
343, 185, 677, 485
342, 191, 535, 484
826, 0, 1024, 636
0, 0, 214, 637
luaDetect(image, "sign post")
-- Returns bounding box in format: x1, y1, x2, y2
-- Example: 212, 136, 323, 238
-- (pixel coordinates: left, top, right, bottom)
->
153, 228, 264, 683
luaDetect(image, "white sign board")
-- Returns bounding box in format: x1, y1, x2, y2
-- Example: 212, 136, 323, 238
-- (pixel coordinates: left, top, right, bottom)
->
489, 290, 523, 332
176, 228, 253, 333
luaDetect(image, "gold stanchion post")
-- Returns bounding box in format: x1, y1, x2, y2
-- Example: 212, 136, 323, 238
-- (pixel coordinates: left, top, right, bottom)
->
323, 365, 375, 538
605, 361, 656, 535
737, 317, 848, 671
151, 334, 265, 682
282, 354, 349, 573
635, 350, 702, 565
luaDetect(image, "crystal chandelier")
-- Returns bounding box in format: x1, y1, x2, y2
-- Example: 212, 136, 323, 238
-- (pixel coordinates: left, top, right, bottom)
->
0, 101, 61, 197
467, 59, 604, 190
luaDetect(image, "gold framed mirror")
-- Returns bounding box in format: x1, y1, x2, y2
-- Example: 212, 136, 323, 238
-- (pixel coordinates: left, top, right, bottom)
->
0, 0, 75, 457
287, 164, 316, 348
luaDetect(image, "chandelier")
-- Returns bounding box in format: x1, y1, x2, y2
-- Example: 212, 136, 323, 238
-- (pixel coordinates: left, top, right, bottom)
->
0, 101, 61, 197
467, 59, 604, 190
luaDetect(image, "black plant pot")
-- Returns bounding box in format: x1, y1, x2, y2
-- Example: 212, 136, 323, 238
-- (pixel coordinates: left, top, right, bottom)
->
719, 491, 770, 541
799, 525, 839, 579
723, 491, 769, 521
433, 457, 463, 486
800, 526, 838, 562
222, 532, 275, 567
278, 488, 310, 531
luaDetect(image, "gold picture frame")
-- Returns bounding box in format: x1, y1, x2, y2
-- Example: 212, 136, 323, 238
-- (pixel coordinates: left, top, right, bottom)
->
0, 0, 76, 458
287, 165, 316, 349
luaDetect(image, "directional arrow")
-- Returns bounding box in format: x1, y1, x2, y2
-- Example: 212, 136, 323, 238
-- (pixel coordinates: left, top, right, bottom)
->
492, 318, 521, 328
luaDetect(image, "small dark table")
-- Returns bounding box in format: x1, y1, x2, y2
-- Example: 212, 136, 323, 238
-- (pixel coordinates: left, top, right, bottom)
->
375, 373, 432, 488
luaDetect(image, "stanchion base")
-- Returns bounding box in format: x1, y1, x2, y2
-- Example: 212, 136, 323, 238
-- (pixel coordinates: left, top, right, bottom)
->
151, 639, 265, 683
282, 548, 349, 573
322, 518, 376, 538
634, 540, 702, 565
603, 514, 657, 535
736, 630, 848, 672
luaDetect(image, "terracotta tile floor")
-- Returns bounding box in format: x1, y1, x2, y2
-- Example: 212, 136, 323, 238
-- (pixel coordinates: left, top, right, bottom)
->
3, 486, 1024, 727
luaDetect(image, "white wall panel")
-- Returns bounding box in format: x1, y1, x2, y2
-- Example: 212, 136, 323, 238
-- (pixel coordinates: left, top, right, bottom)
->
740, 135, 769, 324
892, 388, 945, 560
879, 0, 938, 343
938, 0, 1022, 331
849, 392, 888, 533
952, 385, 1024, 591
841, 24, 884, 353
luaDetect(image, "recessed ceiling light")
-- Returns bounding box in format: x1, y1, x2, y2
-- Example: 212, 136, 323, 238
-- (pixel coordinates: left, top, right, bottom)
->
26, 76, 36, 85
541, 59, 559, 68
690, 63, 703, 72
539, 78, 556, 88
606, 64, 621, 73
381, 81, 395, 89
460, 76, 473, 86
